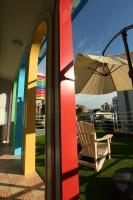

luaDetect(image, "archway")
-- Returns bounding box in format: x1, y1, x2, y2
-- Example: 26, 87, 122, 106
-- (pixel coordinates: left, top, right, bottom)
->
23, 21, 47, 176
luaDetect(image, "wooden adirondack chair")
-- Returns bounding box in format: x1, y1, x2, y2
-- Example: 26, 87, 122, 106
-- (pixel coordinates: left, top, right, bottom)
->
77, 121, 113, 172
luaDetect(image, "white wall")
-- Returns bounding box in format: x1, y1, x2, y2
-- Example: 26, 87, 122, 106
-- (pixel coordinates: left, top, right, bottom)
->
0, 79, 13, 141
117, 90, 133, 133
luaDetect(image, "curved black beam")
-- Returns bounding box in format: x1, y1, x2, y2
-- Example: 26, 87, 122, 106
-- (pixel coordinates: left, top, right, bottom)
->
102, 24, 133, 56
102, 24, 133, 87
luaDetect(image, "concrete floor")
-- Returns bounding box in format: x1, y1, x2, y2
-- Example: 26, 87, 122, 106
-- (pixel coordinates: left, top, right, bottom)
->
0, 144, 45, 199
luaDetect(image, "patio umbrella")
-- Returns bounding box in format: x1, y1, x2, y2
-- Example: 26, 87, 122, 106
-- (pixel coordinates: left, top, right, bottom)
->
74, 53, 133, 94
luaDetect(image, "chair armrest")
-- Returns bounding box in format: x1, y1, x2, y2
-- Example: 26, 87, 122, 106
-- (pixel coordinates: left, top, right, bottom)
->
95, 134, 113, 142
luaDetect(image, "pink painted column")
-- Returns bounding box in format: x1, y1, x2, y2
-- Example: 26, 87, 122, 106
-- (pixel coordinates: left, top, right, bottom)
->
6, 89, 13, 143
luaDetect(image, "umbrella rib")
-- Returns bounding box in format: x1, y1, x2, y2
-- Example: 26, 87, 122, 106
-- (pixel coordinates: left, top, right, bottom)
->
110, 64, 126, 73
87, 66, 105, 76
81, 62, 105, 92
99, 56, 110, 75
107, 66, 117, 91
108, 64, 115, 73
93, 72, 108, 76
113, 57, 127, 65
102, 63, 107, 75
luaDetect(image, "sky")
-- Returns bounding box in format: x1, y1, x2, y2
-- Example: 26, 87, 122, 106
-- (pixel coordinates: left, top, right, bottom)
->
38, 56, 46, 75
72, 0, 133, 108
38, 0, 133, 109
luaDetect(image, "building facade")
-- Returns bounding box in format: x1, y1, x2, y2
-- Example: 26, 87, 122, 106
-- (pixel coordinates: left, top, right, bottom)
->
112, 91, 133, 133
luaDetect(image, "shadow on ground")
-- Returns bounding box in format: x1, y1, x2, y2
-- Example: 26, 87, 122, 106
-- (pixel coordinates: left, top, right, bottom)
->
79, 135, 133, 200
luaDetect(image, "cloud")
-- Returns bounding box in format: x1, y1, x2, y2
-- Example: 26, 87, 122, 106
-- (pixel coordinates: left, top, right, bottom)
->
84, 45, 101, 55
76, 36, 90, 50
37, 72, 45, 76
75, 34, 108, 56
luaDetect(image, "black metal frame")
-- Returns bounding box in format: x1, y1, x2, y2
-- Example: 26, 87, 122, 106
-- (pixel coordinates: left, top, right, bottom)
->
102, 24, 133, 86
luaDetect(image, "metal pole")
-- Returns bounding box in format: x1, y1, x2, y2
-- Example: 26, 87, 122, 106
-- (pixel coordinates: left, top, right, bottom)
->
122, 31, 133, 86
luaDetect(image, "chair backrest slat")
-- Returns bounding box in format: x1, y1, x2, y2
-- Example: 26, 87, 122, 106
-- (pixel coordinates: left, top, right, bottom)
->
77, 121, 96, 156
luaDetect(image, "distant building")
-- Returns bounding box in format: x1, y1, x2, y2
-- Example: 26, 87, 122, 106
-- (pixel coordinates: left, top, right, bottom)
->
101, 102, 112, 112
112, 91, 133, 113
117, 90, 133, 113
112, 96, 118, 113
112, 91, 133, 133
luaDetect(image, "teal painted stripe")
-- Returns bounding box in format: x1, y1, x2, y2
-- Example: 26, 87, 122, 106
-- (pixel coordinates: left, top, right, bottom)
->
13, 57, 27, 155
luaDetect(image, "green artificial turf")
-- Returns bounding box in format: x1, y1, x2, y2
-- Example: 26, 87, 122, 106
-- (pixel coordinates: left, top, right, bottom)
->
79, 133, 133, 200
35, 134, 133, 200
35, 135, 45, 180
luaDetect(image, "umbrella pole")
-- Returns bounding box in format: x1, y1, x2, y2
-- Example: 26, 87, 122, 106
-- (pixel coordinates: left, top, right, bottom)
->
122, 31, 133, 87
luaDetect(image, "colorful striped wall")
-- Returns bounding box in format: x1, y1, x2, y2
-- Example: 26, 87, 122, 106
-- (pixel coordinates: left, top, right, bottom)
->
36, 74, 46, 100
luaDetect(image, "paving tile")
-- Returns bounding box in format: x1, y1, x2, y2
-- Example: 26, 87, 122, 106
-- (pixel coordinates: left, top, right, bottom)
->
35, 194, 45, 200
10, 186, 25, 196
26, 175, 43, 187
0, 173, 9, 183
0, 145, 45, 200
9, 174, 27, 186
12, 189, 34, 200
0, 188, 11, 198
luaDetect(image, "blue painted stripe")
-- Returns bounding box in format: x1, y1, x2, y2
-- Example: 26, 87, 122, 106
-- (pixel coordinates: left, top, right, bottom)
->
13, 56, 27, 155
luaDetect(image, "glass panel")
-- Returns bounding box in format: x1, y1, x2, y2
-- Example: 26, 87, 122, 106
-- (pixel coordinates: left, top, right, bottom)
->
35, 24, 47, 181
72, 1, 133, 199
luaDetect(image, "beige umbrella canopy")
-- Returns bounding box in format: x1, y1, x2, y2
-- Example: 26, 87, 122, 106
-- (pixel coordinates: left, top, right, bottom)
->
74, 53, 133, 95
